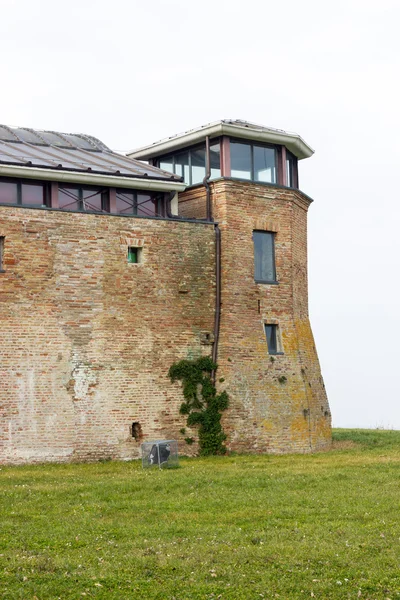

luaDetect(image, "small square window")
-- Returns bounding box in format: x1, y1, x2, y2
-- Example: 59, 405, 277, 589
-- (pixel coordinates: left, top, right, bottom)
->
127, 247, 141, 264
265, 324, 283, 355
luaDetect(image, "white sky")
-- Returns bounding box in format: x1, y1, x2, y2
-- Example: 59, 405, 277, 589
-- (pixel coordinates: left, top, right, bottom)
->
1, 0, 399, 429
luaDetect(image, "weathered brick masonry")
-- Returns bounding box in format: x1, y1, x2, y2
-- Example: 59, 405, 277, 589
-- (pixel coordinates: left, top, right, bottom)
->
179, 179, 331, 453
0, 208, 215, 463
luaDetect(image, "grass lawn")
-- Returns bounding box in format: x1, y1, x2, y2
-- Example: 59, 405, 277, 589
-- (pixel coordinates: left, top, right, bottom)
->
1, 429, 400, 600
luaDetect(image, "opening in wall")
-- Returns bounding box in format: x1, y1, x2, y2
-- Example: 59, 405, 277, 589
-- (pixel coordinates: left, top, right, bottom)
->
131, 422, 143, 441
127, 247, 142, 264
265, 324, 284, 355
253, 231, 277, 283
0, 236, 4, 271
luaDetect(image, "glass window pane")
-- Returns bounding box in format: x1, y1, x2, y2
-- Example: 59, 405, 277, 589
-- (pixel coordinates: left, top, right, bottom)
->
265, 325, 277, 354
191, 148, 206, 185
82, 188, 103, 212
230, 142, 251, 180
175, 152, 190, 184
137, 194, 157, 217
254, 146, 276, 183
286, 153, 295, 187
253, 231, 276, 282
21, 183, 45, 206
159, 158, 174, 174
210, 142, 221, 179
58, 187, 80, 211
116, 191, 136, 214
0, 181, 18, 204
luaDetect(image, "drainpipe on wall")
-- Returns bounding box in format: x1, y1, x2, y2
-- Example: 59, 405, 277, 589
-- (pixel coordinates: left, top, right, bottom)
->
203, 135, 212, 222
211, 223, 222, 384
165, 191, 175, 218
202, 136, 222, 383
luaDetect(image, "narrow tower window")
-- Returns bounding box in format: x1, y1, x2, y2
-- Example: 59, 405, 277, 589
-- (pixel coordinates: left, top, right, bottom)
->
265, 324, 283, 355
253, 231, 277, 283
0, 237, 4, 271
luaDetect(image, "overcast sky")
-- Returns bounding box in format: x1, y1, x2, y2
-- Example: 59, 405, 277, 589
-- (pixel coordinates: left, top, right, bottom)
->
1, 0, 399, 429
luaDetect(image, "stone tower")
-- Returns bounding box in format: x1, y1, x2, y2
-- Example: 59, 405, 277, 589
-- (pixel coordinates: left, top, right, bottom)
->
130, 120, 332, 453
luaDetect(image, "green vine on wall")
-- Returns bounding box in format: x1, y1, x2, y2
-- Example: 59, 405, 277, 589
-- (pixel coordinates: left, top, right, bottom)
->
168, 356, 229, 456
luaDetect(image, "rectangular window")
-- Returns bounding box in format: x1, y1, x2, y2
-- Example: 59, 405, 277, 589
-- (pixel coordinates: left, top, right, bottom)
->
254, 146, 276, 183
21, 183, 47, 206
137, 194, 158, 217
115, 190, 160, 217
286, 151, 297, 188
58, 185, 109, 212
156, 141, 221, 187
82, 189, 109, 213
0, 179, 49, 206
0, 181, 18, 204
210, 142, 221, 179
0, 237, 4, 271
253, 231, 276, 283
191, 147, 206, 185
58, 186, 80, 211
265, 324, 283, 355
127, 247, 141, 264
175, 151, 190, 184
230, 140, 277, 183
230, 141, 252, 180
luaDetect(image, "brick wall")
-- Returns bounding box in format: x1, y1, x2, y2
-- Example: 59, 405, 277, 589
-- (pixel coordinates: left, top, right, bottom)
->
0, 174, 331, 464
0, 208, 215, 464
179, 179, 331, 453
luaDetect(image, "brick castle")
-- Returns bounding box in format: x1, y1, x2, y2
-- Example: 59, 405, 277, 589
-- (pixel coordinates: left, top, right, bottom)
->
0, 120, 331, 463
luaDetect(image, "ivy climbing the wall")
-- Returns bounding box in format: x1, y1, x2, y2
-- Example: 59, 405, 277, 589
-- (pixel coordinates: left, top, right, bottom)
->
168, 356, 229, 456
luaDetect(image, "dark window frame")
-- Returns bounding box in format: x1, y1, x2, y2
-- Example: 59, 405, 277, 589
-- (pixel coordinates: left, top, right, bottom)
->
253, 230, 277, 284
115, 189, 164, 217
229, 138, 278, 184
0, 236, 4, 272
156, 139, 222, 187
285, 150, 298, 189
127, 247, 141, 264
58, 183, 110, 213
0, 177, 166, 219
265, 324, 284, 355
0, 176, 50, 207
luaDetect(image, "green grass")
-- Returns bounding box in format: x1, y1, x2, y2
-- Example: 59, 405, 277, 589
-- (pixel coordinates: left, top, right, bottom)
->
1, 429, 400, 599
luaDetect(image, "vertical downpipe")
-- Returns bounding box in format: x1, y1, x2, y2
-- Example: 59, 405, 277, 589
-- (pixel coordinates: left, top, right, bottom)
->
203, 135, 212, 222
203, 136, 221, 384
212, 224, 222, 384
203, 136, 221, 383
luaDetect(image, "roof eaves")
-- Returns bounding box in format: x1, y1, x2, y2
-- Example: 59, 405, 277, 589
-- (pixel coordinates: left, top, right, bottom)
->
128, 120, 314, 161
0, 163, 186, 192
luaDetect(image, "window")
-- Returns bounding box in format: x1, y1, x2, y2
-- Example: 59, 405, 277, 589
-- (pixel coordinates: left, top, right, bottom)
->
0, 179, 49, 206
115, 190, 162, 217
286, 151, 297, 188
127, 247, 141, 264
0, 237, 4, 271
265, 324, 283, 355
253, 231, 277, 283
58, 185, 109, 212
230, 141, 276, 183
157, 141, 221, 186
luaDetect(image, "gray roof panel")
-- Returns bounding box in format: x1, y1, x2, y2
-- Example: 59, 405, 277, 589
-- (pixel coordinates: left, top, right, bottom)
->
0, 125, 182, 181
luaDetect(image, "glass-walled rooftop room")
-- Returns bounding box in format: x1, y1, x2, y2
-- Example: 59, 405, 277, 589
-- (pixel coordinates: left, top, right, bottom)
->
155, 138, 298, 189
0, 178, 166, 217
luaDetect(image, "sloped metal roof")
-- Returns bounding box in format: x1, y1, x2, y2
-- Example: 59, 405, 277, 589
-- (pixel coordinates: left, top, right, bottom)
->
0, 125, 181, 182
129, 119, 314, 161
